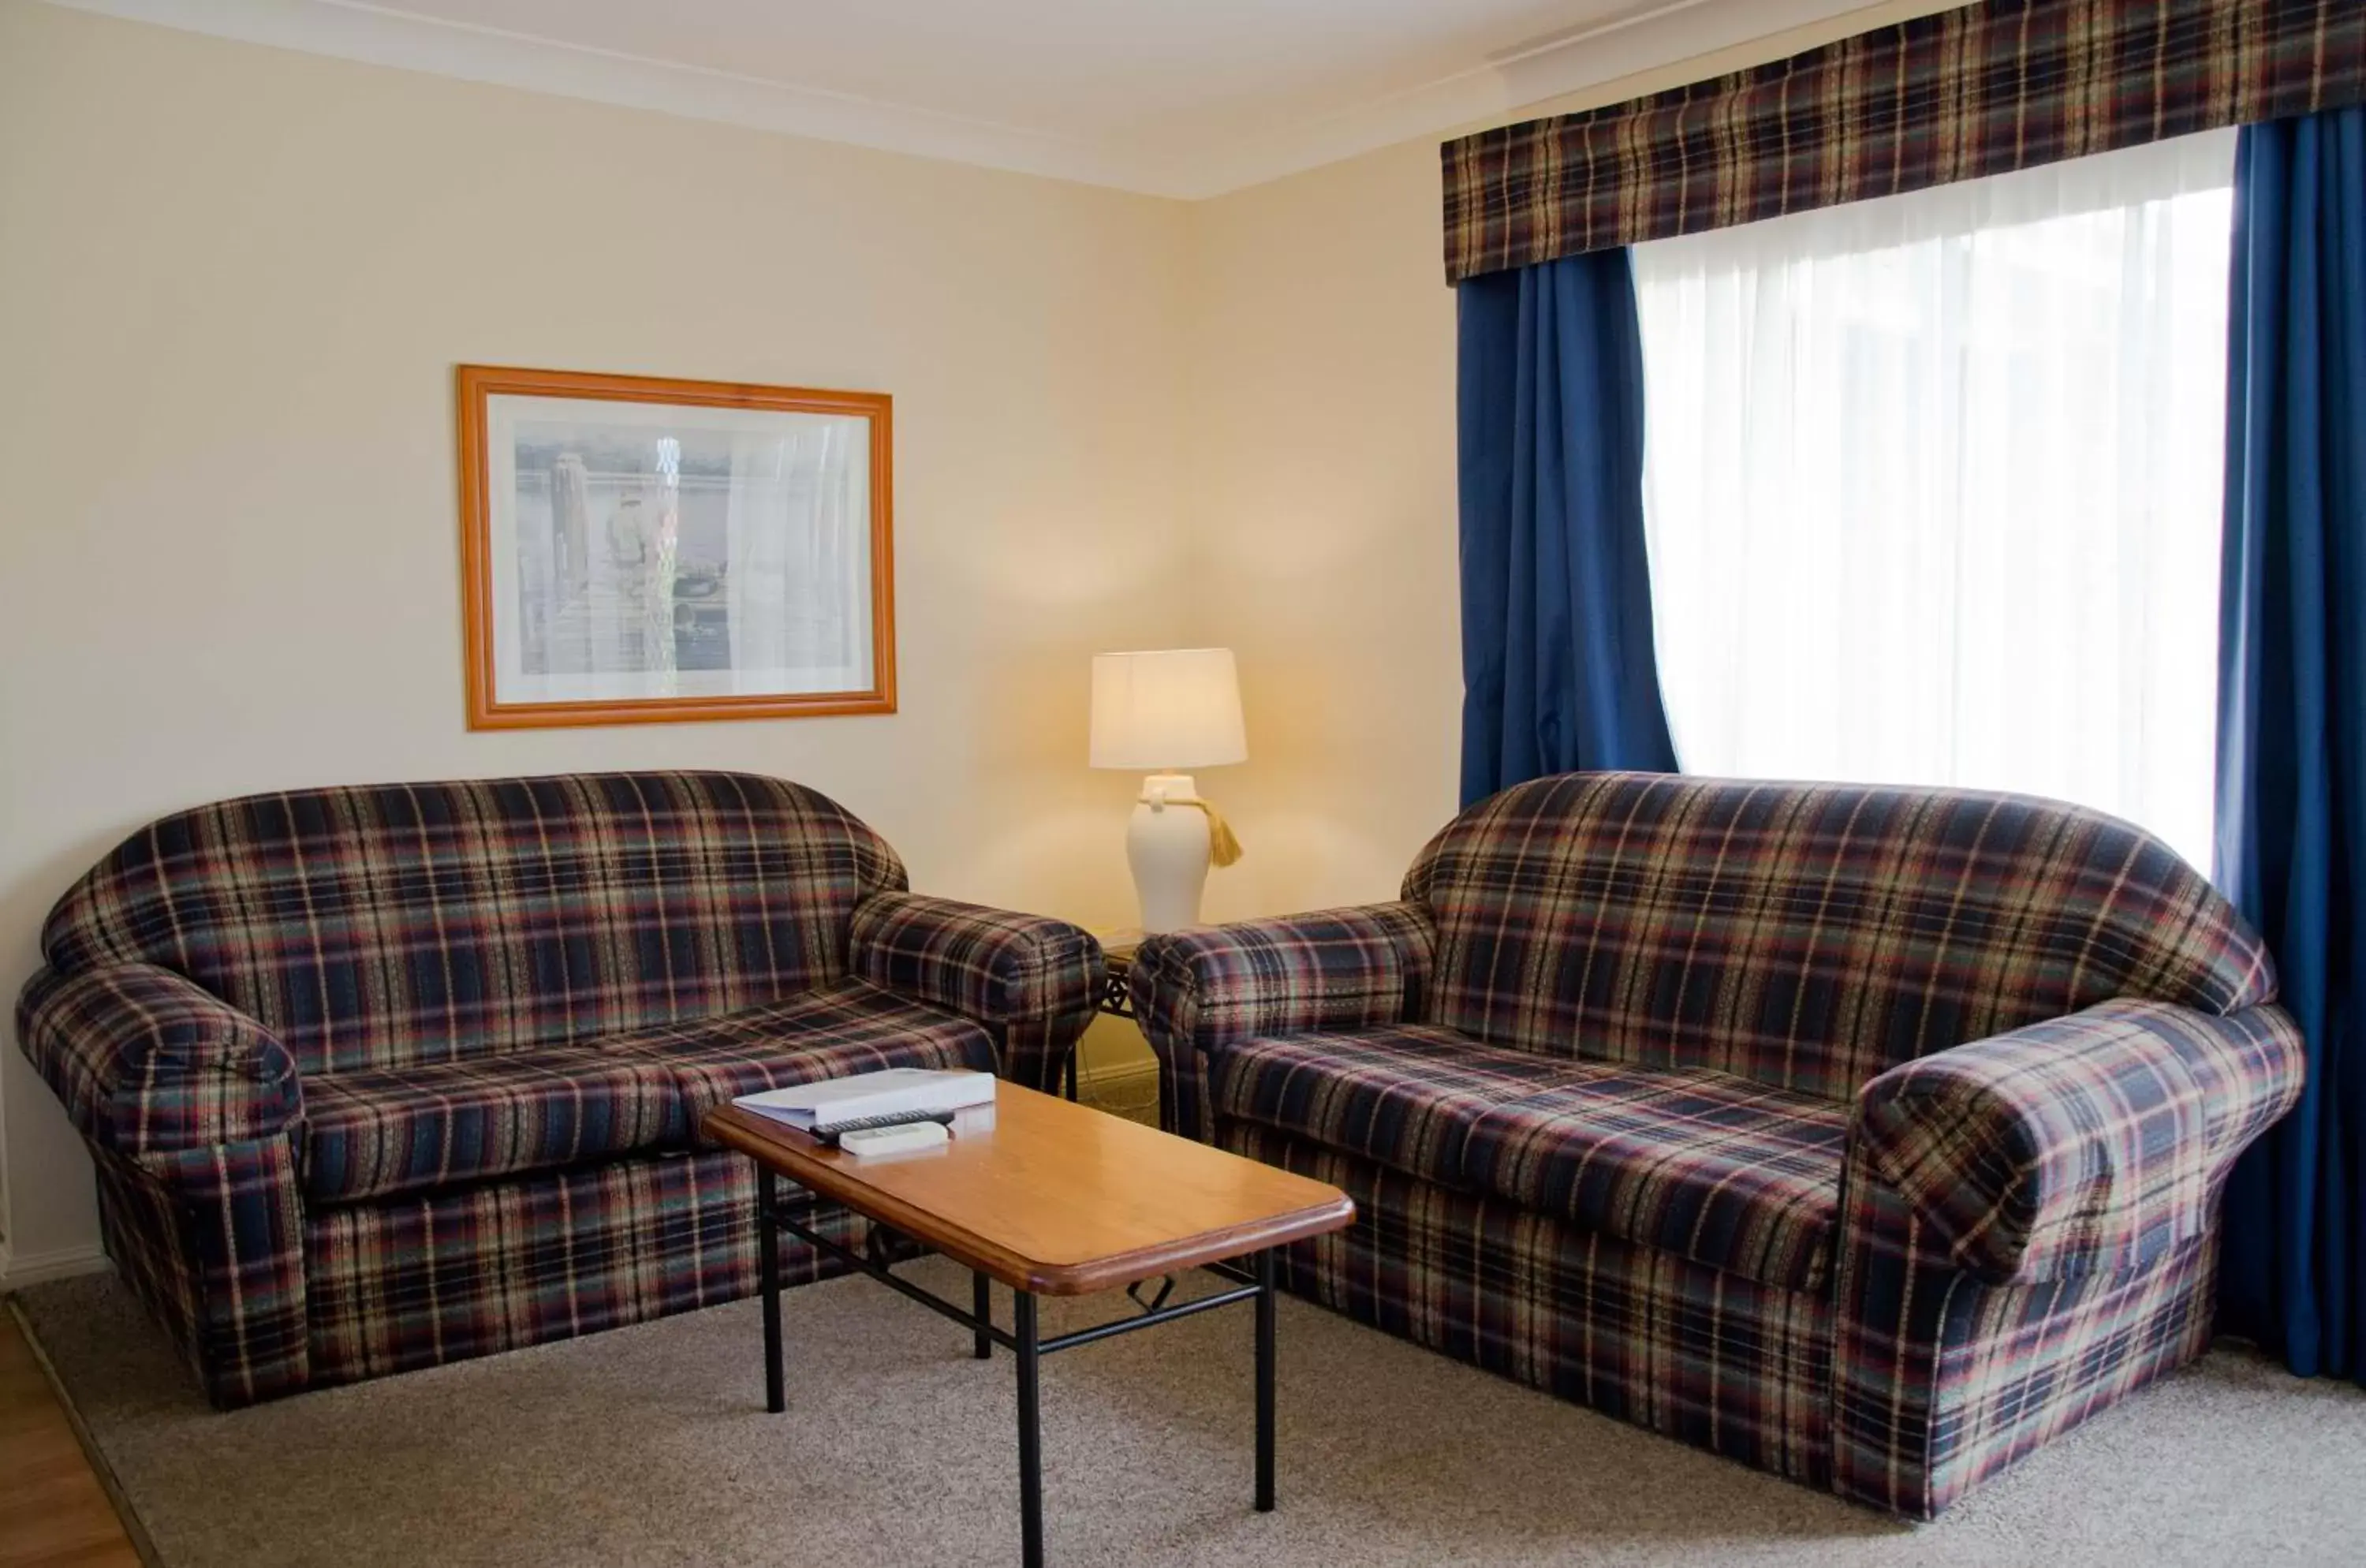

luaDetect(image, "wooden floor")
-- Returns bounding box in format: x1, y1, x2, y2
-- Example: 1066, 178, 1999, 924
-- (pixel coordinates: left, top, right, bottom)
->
0, 1307, 138, 1567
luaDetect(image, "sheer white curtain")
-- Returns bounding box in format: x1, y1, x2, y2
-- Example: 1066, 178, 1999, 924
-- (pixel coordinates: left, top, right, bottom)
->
1635, 130, 2238, 868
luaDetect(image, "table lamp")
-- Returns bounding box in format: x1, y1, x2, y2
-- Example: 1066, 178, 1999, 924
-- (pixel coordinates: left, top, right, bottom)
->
1090, 648, 1247, 933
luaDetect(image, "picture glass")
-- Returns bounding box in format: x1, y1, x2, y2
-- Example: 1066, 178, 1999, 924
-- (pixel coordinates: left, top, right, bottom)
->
483, 394, 875, 707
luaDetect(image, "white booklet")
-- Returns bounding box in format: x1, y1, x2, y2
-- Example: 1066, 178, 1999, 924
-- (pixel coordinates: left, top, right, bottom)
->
732, 1068, 995, 1133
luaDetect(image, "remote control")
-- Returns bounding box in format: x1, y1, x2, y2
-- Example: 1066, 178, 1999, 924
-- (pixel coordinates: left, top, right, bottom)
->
816, 1108, 956, 1141
837, 1121, 951, 1158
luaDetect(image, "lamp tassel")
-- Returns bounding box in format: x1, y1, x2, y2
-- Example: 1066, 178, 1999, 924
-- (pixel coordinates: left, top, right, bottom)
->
1177, 797, 1243, 868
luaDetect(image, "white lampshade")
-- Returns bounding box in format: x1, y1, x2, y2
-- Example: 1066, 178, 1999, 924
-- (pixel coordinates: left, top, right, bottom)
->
1090, 648, 1248, 771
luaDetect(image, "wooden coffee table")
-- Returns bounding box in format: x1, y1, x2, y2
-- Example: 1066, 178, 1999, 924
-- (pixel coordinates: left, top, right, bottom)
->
703, 1084, 1355, 1566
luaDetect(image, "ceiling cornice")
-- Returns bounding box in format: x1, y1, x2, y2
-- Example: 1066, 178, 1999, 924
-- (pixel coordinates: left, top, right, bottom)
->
42, 0, 1889, 199
1135, 0, 1908, 196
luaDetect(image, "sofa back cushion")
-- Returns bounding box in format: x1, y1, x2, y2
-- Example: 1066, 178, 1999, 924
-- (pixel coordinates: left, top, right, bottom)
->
42, 771, 906, 1073
1401, 773, 2276, 1100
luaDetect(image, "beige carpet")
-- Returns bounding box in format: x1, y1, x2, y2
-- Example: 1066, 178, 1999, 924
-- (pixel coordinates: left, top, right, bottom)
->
13, 1260, 2366, 1567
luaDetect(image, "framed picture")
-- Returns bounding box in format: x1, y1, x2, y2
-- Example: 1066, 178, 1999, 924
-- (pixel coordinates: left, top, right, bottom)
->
457, 364, 894, 729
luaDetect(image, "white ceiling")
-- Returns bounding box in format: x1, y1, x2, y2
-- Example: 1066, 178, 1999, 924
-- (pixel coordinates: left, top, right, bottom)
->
48, 0, 1884, 196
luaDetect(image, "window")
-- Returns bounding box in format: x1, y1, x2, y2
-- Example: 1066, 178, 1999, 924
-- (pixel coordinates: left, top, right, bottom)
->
1636, 130, 2238, 868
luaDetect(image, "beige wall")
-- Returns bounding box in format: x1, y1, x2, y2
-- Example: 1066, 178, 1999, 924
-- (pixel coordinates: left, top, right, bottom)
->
1184, 140, 1466, 921
0, 1, 1191, 1267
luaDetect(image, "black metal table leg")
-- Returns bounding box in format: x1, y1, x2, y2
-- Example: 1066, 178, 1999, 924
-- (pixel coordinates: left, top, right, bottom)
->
1255, 1248, 1276, 1512
1016, 1291, 1044, 1567
758, 1164, 785, 1414
973, 1271, 993, 1361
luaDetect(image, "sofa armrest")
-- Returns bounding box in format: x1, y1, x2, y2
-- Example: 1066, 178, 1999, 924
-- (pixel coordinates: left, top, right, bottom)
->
1853, 999, 2304, 1286
850, 892, 1103, 1028
1129, 901, 1435, 1139
14, 964, 304, 1155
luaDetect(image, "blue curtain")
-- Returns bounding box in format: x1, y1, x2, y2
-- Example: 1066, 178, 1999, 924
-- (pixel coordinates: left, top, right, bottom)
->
1456, 249, 1678, 807
2215, 104, 2366, 1381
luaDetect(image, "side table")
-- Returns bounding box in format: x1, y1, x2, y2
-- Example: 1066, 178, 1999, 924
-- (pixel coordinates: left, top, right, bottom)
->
1096, 934, 1140, 1021
1062, 930, 1142, 1100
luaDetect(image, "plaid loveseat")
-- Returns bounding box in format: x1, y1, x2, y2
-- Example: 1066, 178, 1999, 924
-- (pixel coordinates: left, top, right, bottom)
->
13, 771, 1101, 1408
1130, 773, 2303, 1518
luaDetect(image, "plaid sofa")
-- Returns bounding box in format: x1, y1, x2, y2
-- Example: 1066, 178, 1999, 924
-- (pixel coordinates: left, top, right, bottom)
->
1131, 773, 2303, 1518
13, 771, 1101, 1407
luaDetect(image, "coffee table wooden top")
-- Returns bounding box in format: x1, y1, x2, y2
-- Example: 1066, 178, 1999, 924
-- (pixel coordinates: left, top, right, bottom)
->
703, 1084, 1354, 1297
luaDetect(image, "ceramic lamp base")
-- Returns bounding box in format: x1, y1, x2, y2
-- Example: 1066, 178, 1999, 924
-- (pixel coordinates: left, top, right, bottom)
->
1127, 773, 1211, 934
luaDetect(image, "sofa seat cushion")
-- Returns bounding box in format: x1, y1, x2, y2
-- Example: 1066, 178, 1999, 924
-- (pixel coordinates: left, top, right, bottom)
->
1210, 1028, 1847, 1291
303, 1049, 685, 1203
1208, 1027, 1594, 1190
1458, 1066, 1849, 1291
301, 980, 995, 1201
595, 978, 997, 1141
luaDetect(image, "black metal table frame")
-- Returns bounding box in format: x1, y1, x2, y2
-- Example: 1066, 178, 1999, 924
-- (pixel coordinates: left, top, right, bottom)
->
753, 1164, 1278, 1567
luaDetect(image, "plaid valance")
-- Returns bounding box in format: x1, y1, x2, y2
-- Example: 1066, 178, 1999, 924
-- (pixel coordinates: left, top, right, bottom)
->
1441, 0, 2366, 283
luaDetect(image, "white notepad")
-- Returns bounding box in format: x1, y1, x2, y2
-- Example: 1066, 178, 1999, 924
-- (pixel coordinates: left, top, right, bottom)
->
731, 1068, 995, 1133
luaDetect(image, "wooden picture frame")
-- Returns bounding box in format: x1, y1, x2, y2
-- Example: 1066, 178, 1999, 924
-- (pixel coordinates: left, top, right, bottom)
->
457, 364, 895, 729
